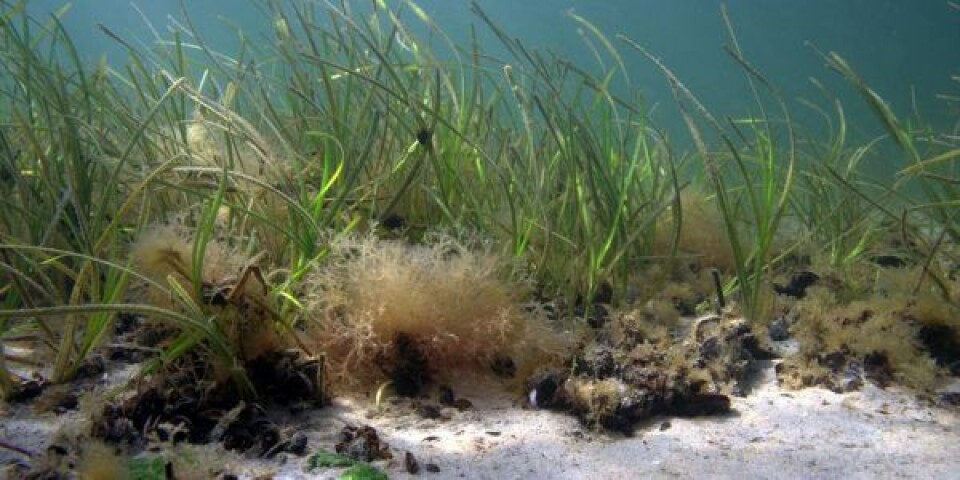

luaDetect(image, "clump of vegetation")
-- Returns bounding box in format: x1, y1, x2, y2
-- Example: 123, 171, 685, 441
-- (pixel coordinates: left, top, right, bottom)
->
654, 189, 739, 275
777, 266, 960, 394
73, 220, 324, 458
129, 222, 285, 366
304, 233, 572, 395
529, 308, 763, 432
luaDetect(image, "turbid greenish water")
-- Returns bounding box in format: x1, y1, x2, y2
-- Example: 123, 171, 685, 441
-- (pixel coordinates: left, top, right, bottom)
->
3, 5, 960, 476
24, 1, 960, 176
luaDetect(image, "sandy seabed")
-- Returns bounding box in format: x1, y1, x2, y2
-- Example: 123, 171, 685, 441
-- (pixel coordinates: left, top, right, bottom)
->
234, 363, 959, 480
1, 362, 957, 479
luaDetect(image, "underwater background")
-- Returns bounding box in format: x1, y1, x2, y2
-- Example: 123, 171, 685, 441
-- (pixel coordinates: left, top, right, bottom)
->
3, 3, 960, 473
23, 0, 960, 180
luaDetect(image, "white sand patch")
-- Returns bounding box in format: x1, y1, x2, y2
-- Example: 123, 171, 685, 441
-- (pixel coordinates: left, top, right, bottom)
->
254, 364, 959, 479
2, 363, 957, 479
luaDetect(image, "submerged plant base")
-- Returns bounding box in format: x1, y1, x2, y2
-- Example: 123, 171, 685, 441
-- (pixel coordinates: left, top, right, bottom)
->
89, 348, 320, 456
775, 289, 960, 395
529, 311, 763, 433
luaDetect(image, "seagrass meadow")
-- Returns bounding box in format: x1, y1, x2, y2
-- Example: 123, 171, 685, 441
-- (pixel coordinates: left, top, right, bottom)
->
0, 1, 958, 477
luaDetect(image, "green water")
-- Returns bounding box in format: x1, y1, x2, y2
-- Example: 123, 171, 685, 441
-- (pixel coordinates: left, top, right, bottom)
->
23, 1, 960, 175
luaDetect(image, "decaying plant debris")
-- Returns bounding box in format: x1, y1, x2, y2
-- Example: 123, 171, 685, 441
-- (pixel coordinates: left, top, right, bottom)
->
772, 262, 960, 397
528, 310, 761, 433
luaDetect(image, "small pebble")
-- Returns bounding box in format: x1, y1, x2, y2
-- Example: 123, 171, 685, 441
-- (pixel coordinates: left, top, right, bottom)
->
417, 404, 444, 420
405, 451, 420, 474
437, 385, 455, 405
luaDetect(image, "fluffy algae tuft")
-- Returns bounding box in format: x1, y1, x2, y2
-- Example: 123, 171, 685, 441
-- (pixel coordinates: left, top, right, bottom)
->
304, 233, 572, 394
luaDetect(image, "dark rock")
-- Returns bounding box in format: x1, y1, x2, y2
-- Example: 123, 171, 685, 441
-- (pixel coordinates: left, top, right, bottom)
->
336, 425, 392, 462
47, 444, 68, 456
74, 355, 106, 379
863, 351, 894, 387
673, 393, 731, 417
592, 282, 614, 305
938, 392, 960, 406
869, 255, 907, 268
741, 333, 777, 360
380, 213, 407, 231
437, 385, 455, 406
672, 295, 700, 317
415, 129, 433, 148
699, 336, 721, 361
491, 355, 517, 378
768, 316, 791, 341
917, 324, 960, 375
388, 333, 429, 397
574, 302, 610, 329
108, 345, 145, 363
405, 451, 420, 474
113, 313, 142, 335
528, 373, 563, 408
245, 351, 325, 406
773, 271, 820, 298
51, 390, 79, 413
8, 379, 45, 403
286, 432, 309, 456
820, 350, 849, 373
840, 360, 864, 392
416, 404, 445, 420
